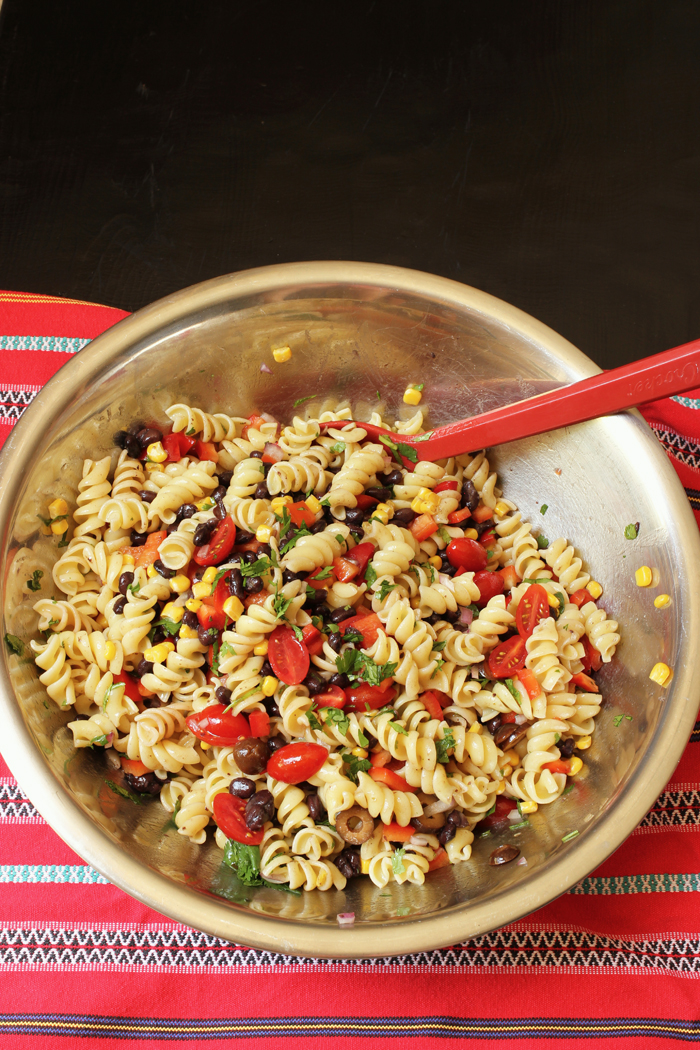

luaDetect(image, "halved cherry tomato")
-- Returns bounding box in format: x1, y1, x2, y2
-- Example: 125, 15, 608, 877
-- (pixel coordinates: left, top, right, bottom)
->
434, 480, 459, 493
447, 507, 472, 524
213, 793, 264, 845
581, 635, 603, 673
473, 570, 505, 607
409, 513, 439, 542
266, 741, 328, 784
446, 537, 488, 572
428, 847, 451, 871
478, 795, 517, 830
120, 757, 150, 777
543, 759, 571, 775
242, 413, 268, 439
570, 588, 594, 608
370, 748, 392, 768
480, 528, 497, 549
516, 584, 550, 639
289, 501, 317, 528
345, 541, 376, 577
487, 636, 527, 678
193, 516, 237, 566
382, 822, 414, 842
315, 685, 347, 709
369, 767, 414, 792
162, 431, 195, 462
194, 439, 218, 463
249, 710, 270, 737
516, 667, 541, 700
340, 612, 383, 647
501, 712, 517, 723
472, 505, 494, 524
571, 671, 599, 693
301, 623, 324, 657
420, 689, 444, 721
498, 565, 521, 591
344, 683, 396, 713
333, 556, 360, 582
306, 566, 336, 590
113, 671, 142, 707
268, 624, 310, 685
356, 493, 379, 510
186, 704, 250, 746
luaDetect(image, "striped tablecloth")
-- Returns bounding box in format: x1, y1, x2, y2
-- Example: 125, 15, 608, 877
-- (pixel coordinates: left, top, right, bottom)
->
1, 291, 700, 1049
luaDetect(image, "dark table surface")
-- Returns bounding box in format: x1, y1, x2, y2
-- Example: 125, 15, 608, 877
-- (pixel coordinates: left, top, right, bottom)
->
1, 0, 698, 369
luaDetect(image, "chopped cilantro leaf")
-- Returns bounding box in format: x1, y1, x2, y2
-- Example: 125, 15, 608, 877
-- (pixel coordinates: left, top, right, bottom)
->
437, 526, 451, 546
391, 847, 406, 875
329, 441, 346, 454
432, 640, 446, 652
279, 523, 311, 556
153, 616, 182, 637
396, 442, 418, 464
540, 504, 548, 515
562, 830, 579, 843
536, 535, 549, 549
624, 522, 640, 540
376, 579, 395, 603
554, 592, 566, 618
378, 434, 398, 451
430, 659, 445, 679
4, 634, 24, 656
105, 779, 146, 804
504, 678, 521, 704
388, 720, 408, 736
307, 708, 322, 731
219, 641, 236, 660
322, 707, 350, 736
272, 593, 294, 619
411, 383, 424, 391
341, 750, 371, 783
127, 580, 140, 595
293, 395, 316, 407
289, 623, 304, 642
335, 648, 397, 686
357, 730, 369, 747
364, 564, 377, 588
223, 839, 261, 883
436, 729, 455, 764
27, 570, 43, 592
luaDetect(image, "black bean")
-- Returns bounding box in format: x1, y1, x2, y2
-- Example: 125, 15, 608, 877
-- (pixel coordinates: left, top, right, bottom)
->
229, 777, 256, 799
254, 482, 270, 500
490, 844, 520, 866
154, 559, 175, 579
329, 672, 350, 690
192, 566, 206, 583
380, 469, 403, 487
267, 735, 286, 754
393, 508, 417, 525
236, 531, 255, 545
118, 571, 134, 595
130, 530, 148, 547
151, 628, 166, 647
182, 609, 198, 629
233, 737, 270, 776
136, 427, 162, 449
213, 502, 226, 520
138, 489, 156, 504
123, 772, 161, 796
193, 521, 216, 546
314, 603, 332, 620
197, 625, 219, 647
446, 810, 469, 828
306, 793, 325, 822
249, 450, 263, 459
245, 789, 275, 830
310, 521, 327, 534
242, 551, 257, 565
114, 430, 129, 449
113, 595, 127, 615
283, 569, 305, 585
344, 507, 365, 526
126, 420, 146, 436
461, 479, 479, 512
484, 715, 502, 735
475, 518, 494, 537
135, 658, 153, 678
140, 693, 163, 709
329, 605, 355, 623
244, 575, 264, 594
305, 588, 328, 607
365, 486, 392, 502
292, 490, 307, 502
257, 543, 272, 558
327, 631, 344, 653
438, 823, 457, 845
263, 695, 280, 718
322, 505, 335, 523
125, 436, 142, 459
303, 670, 327, 696
348, 526, 365, 541
263, 462, 272, 476
260, 660, 274, 678
215, 685, 232, 704
217, 470, 233, 488
228, 568, 245, 600
166, 520, 179, 534
560, 738, 575, 759
335, 848, 361, 879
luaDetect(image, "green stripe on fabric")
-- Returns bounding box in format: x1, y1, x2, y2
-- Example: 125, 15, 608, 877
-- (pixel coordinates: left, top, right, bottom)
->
0, 865, 108, 884
0, 335, 88, 354
571, 873, 700, 894
672, 394, 700, 409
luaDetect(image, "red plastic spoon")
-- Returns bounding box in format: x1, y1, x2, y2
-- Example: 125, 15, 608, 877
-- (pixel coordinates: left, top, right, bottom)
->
320, 337, 700, 463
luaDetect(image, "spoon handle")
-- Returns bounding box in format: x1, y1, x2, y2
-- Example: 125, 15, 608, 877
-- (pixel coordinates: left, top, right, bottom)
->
421, 337, 700, 460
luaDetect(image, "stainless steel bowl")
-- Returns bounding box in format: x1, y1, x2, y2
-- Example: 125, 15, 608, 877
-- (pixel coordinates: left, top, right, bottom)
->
1, 261, 698, 958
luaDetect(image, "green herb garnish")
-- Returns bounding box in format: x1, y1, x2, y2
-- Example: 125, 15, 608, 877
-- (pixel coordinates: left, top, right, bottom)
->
335, 648, 397, 686
624, 522, 640, 540
536, 535, 549, 549
127, 580, 140, 595
540, 504, 548, 515
432, 641, 446, 652
375, 579, 396, 603
436, 729, 455, 764
341, 627, 363, 646
219, 641, 236, 661
562, 830, 579, 843
272, 592, 294, 620
395, 442, 418, 464
293, 395, 316, 408
279, 523, 311, 556
307, 708, 323, 731
4, 633, 24, 656
437, 526, 451, 546
388, 721, 408, 736
341, 750, 371, 783
504, 678, 522, 704
322, 707, 350, 736
329, 442, 346, 454
223, 839, 301, 894
26, 570, 43, 592
105, 779, 146, 804
153, 616, 182, 637
391, 847, 406, 875
364, 564, 377, 588
430, 659, 445, 679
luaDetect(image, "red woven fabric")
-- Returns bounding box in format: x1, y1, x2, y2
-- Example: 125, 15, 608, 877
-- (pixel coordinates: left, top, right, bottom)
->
1, 291, 699, 1048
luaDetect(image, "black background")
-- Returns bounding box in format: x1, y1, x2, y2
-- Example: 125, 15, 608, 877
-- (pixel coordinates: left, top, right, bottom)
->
1, 0, 698, 367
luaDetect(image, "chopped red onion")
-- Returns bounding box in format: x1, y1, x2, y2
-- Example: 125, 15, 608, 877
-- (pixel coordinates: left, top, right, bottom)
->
514, 713, 527, 725
508, 808, 523, 822
262, 441, 284, 463
438, 574, 455, 590
517, 856, 528, 866
459, 606, 474, 627
259, 362, 272, 375
424, 799, 455, 816
337, 912, 355, 926
260, 412, 278, 425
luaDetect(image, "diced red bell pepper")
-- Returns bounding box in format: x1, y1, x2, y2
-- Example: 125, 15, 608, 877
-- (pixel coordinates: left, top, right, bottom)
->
261, 441, 284, 464
409, 513, 439, 542
356, 494, 379, 510
434, 480, 459, 493
113, 672, 142, 707
194, 439, 218, 463
314, 685, 347, 709
289, 501, 317, 528
498, 565, 521, 590
447, 507, 472, 524
370, 748, 392, 768
472, 505, 494, 524
543, 759, 571, 775
478, 795, 517, 830
381, 822, 414, 842
345, 541, 376, 576
138, 680, 156, 698
306, 566, 336, 590
120, 757, 150, 777
162, 431, 196, 462
570, 588, 594, 608
428, 847, 451, 871
581, 635, 603, 673
501, 712, 517, 724
420, 690, 444, 721
301, 623, 324, 657
119, 529, 167, 569
480, 528, 497, 549
344, 682, 396, 713
571, 671, 599, 693
243, 414, 268, 438
516, 667, 541, 700
369, 767, 414, 792
333, 556, 360, 582
197, 602, 226, 632
244, 590, 270, 608
249, 710, 271, 738
340, 612, 383, 647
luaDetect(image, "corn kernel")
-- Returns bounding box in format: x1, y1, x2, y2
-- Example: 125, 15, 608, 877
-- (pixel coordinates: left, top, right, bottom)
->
256, 524, 272, 543
351, 747, 368, 759
272, 345, 292, 363
547, 592, 560, 608
144, 462, 160, 473
270, 495, 293, 514
500, 764, 513, 778
305, 494, 321, 514
254, 640, 269, 657
588, 580, 603, 600
162, 603, 184, 623
195, 498, 214, 511
146, 441, 167, 463
262, 676, 278, 696
144, 641, 175, 664
654, 593, 671, 609
170, 574, 190, 593
185, 598, 202, 612
223, 595, 244, 620
649, 662, 673, 687
104, 641, 117, 662
372, 502, 393, 524
147, 564, 158, 578
569, 756, 584, 776
428, 555, 442, 569
361, 857, 372, 874
495, 780, 506, 794
494, 501, 510, 517
576, 735, 592, 750
192, 581, 212, 599
519, 800, 538, 815
201, 566, 217, 585
179, 624, 199, 639
48, 498, 68, 518
503, 748, 520, 769
122, 554, 135, 566
468, 722, 483, 734
634, 566, 652, 587
403, 385, 423, 406
464, 528, 478, 540
200, 742, 210, 751
411, 495, 437, 515
51, 518, 69, 535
